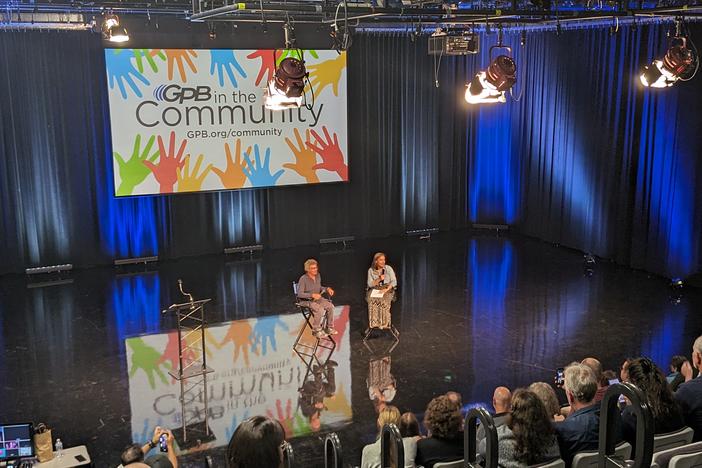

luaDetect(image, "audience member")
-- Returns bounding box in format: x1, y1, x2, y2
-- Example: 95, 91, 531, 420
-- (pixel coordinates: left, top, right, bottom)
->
361, 405, 417, 468
621, 358, 633, 383
415, 395, 464, 468
529, 382, 562, 421
120, 427, 177, 468
400, 412, 423, 440
668, 355, 689, 392
479, 389, 560, 468
603, 370, 619, 384
554, 363, 600, 466
622, 357, 684, 450
581, 357, 608, 403
477, 386, 512, 440
226, 416, 286, 468
675, 336, 702, 441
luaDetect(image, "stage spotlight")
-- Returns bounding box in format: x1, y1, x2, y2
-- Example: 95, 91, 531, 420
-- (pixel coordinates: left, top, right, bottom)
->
465, 54, 516, 104
103, 13, 129, 43
263, 57, 307, 110
264, 22, 310, 110
640, 22, 698, 88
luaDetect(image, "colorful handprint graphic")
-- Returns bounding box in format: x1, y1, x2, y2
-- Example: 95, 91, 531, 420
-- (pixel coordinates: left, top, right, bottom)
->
243, 145, 285, 187
283, 128, 320, 183
115, 134, 159, 196
106, 49, 150, 99
251, 315, 289, 355
162, 49, 198, 82
307, 126, 348, 181
210, 50, 247, 87
246, 49, 281, 87
177, 154, 213, 192
143, 131, 187, 193
307, 54, 346, 97
218, 320, 257, 366
127, 337, 169, 389
133, 49, 166, 74
212, 140, 252, 189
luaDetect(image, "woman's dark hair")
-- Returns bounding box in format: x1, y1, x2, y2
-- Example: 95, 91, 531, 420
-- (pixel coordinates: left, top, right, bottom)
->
670, 355, 688, 372
226, 416, 285, 468
424, 395, 462, 439
399, 412, 421, 438
509, 389, 556, 464
627, 357, 680, 421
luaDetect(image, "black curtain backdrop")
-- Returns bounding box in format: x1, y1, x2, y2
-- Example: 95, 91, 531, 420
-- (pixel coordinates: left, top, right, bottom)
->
1, 24, 702, 277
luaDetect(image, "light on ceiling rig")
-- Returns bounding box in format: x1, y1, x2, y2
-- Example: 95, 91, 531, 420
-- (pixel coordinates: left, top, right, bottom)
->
103, 13, 129, 43
465, 26, 517, 104
640, 19, 698, 88
263, 21, 311, 111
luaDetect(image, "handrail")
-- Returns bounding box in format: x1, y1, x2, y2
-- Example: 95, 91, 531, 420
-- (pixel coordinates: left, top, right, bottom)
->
599, 382, 653, 468
324, 432, 343, 468
465, 407, 498, 468
381, 423, 405, 468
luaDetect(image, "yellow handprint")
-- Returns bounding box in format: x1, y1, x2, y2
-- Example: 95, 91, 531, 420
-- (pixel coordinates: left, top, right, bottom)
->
306, 53, 346, 97
283, 128, 320, 183
177, 154, 212, 192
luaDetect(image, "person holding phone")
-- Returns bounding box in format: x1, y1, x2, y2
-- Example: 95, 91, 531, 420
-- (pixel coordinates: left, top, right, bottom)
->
119, 426, 178, 468
366, 252, 397, 330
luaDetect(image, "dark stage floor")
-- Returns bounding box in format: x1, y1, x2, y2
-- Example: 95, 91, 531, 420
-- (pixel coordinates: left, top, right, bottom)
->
1, 231, 701, 467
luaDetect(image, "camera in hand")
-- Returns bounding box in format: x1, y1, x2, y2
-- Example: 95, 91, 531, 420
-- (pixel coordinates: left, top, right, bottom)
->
158, 433, 168, 453
554, 367, 565, 387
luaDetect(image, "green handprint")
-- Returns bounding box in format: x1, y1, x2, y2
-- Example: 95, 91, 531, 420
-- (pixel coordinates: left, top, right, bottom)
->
115, 134, 159, 196
276, 49, 319, 66
133, 49, 167, 74
127, 337, 169, 390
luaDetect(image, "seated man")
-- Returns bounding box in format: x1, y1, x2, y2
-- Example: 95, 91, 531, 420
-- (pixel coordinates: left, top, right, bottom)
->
581, 357, 608, 404
297, 258, 337, 338
120, 426, 177, 468
554, 363, 600, 467
676, 335, 702, 441
476, 386, 511, 441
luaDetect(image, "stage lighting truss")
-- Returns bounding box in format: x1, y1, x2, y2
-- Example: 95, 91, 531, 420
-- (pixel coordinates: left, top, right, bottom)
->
465, 28, 517, 105
640, 19, 699, 89
263, 21, 315, 111
102, 13, 129, 43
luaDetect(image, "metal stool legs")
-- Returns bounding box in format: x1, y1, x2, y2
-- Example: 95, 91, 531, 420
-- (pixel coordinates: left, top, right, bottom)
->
293, 304, 337, 385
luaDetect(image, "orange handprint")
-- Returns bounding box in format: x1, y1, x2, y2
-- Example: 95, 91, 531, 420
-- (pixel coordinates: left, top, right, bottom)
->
306, 54, 346, 97
283, 128, 320, 183
307, 126, 348, 181
212, 140, 252, 189
163, 49, 198, 82
246, 50, 282, 87
143, 131, 187, 193
177, 154, 213, 192
218, 320, 258, 366
267, 399, 294, 438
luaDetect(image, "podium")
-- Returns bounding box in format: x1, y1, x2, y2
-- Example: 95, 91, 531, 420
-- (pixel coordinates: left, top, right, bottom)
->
162, 281, 213, 444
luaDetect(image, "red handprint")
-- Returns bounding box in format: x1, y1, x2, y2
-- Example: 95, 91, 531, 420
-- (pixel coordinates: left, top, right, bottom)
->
267, 398, 294, 438
143, 131, 187, 193
246, 50, 282, 87
307, 127, 348, 181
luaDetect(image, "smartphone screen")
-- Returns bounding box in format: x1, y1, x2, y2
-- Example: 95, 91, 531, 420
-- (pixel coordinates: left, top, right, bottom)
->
555, 367, 565, 386
159, 434, 168, 452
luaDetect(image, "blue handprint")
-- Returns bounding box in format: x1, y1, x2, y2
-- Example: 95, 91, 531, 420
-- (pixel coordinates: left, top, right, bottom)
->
210, 50, 247, 87
225, 411, 250, 441
251, 316, 289, 356
106, 49, 150, 99
132, 417, 163, 444
243, 145, 285, 187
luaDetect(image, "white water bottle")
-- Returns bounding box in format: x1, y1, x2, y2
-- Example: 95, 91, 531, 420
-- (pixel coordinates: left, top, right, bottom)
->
55, 438, 63, 458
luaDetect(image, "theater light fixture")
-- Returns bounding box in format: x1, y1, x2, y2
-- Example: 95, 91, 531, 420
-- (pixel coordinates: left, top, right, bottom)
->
264, 21, 311, 111
640, 19, 698, 88
103, 13, 129, 43
465, 27, 517, 105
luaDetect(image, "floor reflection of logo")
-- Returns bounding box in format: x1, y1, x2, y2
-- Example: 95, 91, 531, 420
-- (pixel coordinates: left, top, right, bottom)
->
125, 306, 353, 452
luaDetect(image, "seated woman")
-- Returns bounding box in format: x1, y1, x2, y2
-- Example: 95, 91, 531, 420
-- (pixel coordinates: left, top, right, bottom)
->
416, 395, 464, 468
621, 357, 685, 451
226, 415, 287, 468
366, 252, 398, 330
528, 381, 563, 421
479, 389, 560, 468
361, 405, 417, 468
